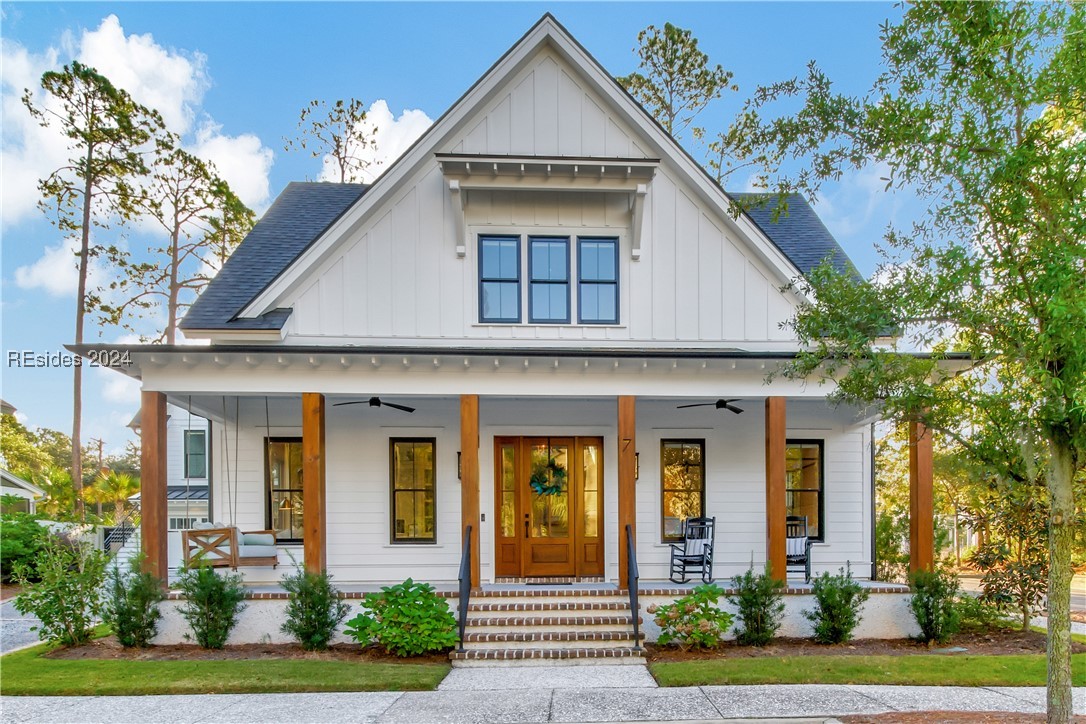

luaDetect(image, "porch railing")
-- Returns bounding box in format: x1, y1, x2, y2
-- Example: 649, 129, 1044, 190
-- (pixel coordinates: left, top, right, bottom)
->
625, 523, 641, 650
457, 524, 472, 652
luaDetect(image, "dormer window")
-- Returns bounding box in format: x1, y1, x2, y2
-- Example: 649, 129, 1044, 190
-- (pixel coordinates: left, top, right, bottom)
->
479, 233, 619, 325
479, 235, 521, 323
528, 237, 570, 323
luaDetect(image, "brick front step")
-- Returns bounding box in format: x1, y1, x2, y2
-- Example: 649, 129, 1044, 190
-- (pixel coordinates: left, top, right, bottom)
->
466, 601, 630, 613
473, 588, 624, 598
464, 615, 640, 628
462, 630, 643, 643
450, 647, 645, 664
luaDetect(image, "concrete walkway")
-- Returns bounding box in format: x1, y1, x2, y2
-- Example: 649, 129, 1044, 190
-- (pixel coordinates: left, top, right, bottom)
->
3, 665, 1084, 723
0, 600, 39, 654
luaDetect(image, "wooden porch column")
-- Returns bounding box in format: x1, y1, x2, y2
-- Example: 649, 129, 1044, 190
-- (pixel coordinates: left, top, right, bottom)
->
617, 396, 636, 590
460, 395, 480, 587
302, 393, 327, 573
765, 397, 787, 582
140, 391, 168, 583
909, 419, 935, 573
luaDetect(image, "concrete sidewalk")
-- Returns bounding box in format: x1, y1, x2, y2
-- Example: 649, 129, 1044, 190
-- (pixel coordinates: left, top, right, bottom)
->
3, 665, 1084, 724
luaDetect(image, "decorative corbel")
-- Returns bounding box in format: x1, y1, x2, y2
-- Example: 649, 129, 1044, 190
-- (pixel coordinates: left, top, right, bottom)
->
630, 183, 648, 261
449, 179, 467, 258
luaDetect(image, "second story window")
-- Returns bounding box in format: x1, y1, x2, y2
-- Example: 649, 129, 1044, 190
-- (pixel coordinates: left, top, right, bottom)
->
479, 235, 521, 322
578, 237, 618, 324
528, 236, 569, 323
184, 430, 207, 478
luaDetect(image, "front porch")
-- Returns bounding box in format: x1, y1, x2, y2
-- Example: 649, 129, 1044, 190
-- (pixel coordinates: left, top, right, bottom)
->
131, 349, 936, 590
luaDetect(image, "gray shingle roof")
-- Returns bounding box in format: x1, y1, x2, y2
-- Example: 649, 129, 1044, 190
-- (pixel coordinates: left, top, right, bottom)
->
180, 182, 368, 331
182, 184, 854, 332
729, 193, 858, 278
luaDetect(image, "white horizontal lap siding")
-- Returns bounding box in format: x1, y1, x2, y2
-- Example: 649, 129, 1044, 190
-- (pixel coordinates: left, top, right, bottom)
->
281, 46, 801, 347
209, 398, 462, 582
633, 401, 768, 581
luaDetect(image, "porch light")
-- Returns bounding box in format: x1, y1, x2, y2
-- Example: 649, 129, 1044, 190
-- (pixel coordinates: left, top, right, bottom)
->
279, 497, 294, 511
457, 451, 462, 480
635, 452, 640, 480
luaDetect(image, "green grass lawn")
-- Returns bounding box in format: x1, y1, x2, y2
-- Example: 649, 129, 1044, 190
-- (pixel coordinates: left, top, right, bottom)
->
650, 653, 1086, 688
0, 643, 450, 696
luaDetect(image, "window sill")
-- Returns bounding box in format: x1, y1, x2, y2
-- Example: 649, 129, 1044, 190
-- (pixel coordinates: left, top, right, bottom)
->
382, 543, 443, 549
471, 323, 626, 329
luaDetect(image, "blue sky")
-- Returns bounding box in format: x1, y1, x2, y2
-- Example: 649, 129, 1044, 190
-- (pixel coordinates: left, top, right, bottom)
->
1, 2, 918, 455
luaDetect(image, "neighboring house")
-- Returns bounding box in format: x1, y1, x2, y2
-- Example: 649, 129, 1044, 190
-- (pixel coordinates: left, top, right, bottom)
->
80, 16, 950, 594
1, 468, 44, 514
128, 403, 211, 531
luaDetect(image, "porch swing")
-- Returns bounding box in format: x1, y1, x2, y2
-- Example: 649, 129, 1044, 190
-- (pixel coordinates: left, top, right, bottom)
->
181, 396, 279, 570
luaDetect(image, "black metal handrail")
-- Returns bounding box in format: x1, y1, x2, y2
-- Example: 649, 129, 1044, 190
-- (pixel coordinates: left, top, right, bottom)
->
625, 523, 641, 650
457, 524, 473, 652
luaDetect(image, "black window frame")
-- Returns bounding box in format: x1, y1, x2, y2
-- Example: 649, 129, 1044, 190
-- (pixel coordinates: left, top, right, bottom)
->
183, 429, 207, 479
389, 437, 438, 544
527, 235, 571, 324
660, 439, 706, 543
265, 436, 304, 544
478, 234, 522, 323
786, 439, 825, 542
577, 236, 619, 324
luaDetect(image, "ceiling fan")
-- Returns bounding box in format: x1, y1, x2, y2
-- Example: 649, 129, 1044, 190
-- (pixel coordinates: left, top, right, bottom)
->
332, 396, 416, 413
676, 398, 744, 414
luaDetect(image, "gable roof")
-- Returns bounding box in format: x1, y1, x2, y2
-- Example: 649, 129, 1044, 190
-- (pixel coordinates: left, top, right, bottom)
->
180, 182, 368, 332
186, 15, 860, 334
731, 193, 858, 277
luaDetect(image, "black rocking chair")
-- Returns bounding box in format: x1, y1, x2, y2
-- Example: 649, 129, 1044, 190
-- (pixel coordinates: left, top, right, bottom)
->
669, 517, 715, 584
786, 515, 813, 583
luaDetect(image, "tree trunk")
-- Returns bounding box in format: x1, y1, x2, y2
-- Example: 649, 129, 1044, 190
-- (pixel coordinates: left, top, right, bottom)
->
71, 152, 95, 521
1045, 435, 1074, 723
166, 223, 180, 345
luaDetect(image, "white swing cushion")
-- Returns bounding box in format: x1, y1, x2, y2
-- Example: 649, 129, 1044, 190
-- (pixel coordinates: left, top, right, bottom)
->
240, 533, 275, 546
786, 536, 808, 557
192, 521, 217, 531
238, 544, 278, 560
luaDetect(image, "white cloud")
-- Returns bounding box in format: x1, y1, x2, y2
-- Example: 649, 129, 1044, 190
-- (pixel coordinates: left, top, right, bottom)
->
1, 14, 274, 231
317, 100, 432, 184
14, 236, 80, 296
96, 365, 141, 406
77, 15, 208, 135
814, 162, 902, 239
189, 121, 273, 212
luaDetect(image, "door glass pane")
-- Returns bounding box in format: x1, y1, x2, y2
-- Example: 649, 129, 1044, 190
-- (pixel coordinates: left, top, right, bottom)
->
582, 443, 599, 537
500, 444, 516, 537
529, 442, 569, 538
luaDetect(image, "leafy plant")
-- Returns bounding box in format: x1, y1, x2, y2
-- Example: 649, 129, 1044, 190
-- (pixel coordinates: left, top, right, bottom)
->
648, 583, 734, 650
280, 569, 351, 651
803, 567, 870, 644
13, 534, 108, 646
1, 512, 50, 582
175, 564, 247, 649
728, 564, 785, 646
955, 593, 1010, 630
343, 578, 457, 657
909, 568, 961, 645
103, 555, 165, 648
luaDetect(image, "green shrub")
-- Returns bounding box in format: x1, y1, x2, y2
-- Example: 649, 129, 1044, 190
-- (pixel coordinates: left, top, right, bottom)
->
909, 568, 961, 644
1, 513, 50, 582
280, 569, 351, 651
648, 583, 734, 650
103, 555, 165, 648
803, 566, 870, 644
728, 564, 785, 646
13, 535, 108, 646
344, 578, 457, 657
955, 593, 1010, 629
175, 564, 247, 649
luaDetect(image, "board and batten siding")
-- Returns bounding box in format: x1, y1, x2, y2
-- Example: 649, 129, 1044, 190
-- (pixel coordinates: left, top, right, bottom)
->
281, 46, 799, 346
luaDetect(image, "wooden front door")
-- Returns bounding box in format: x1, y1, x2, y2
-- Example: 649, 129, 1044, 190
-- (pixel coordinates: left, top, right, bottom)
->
494, 436, 604, 578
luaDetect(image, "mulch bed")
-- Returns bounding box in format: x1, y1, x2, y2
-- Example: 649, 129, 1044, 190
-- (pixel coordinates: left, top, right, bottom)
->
45, 637, 449, 664
646, 627, 1086, 662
